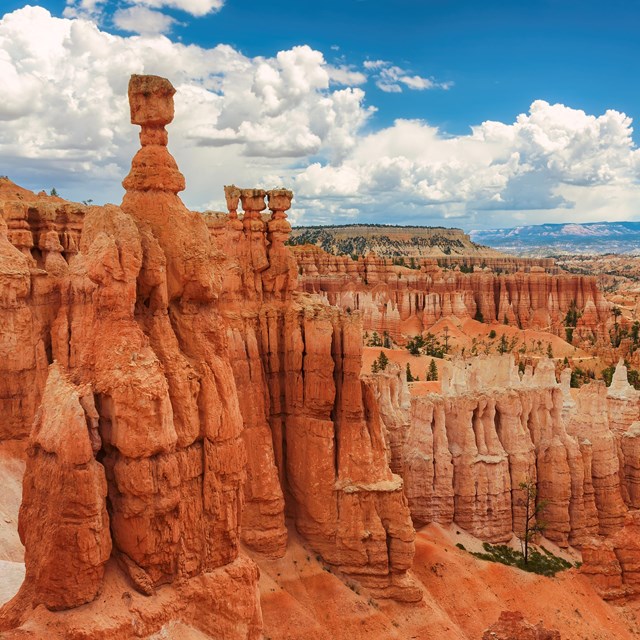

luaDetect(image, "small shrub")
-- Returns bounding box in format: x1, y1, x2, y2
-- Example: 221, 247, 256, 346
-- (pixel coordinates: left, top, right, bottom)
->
469, 542, 573, 577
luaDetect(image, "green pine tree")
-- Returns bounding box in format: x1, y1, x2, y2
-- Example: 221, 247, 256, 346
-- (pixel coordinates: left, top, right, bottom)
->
406, 362, 414, 382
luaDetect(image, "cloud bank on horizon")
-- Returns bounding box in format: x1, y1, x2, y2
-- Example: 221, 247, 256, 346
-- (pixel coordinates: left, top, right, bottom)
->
1, 4, 639, 229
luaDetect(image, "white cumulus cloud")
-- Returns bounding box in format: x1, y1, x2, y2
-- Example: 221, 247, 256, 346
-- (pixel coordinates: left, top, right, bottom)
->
293, 102, 640, 226
0, 6, 373, 208
1, 5, 639, 228
113, 6, 176, 35
133, 0, 224, 17
64, 0, 223, 33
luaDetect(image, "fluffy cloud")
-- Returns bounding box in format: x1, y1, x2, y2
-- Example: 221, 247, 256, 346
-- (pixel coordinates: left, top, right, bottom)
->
293, 103, 640, 226
64, 0, 223, 34
65, 0, 224, 18
363, 59, 452, 93
113, 6, 176, 35
133, 0, 224, 16
1, 5, 639, 228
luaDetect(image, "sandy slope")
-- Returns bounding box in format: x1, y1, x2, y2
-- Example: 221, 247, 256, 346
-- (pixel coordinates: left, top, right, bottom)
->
256, 525, 640, 640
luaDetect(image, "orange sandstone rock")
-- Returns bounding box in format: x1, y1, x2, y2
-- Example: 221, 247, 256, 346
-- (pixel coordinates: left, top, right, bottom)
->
482, 610, 561, 640
1, 74, 262, 638
621, 422, 640, 508
14, 365, 111, 611
566, 382, 627, 536
373, 357, 616, 547
580, 512, 640, 601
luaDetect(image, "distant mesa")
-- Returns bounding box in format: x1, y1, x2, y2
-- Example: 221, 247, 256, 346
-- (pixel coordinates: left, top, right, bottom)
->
289, 223, 498, 259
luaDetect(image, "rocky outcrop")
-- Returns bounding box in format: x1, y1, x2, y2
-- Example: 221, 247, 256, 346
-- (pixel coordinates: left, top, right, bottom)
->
581, 510, 640, 601
0, 181, 84, 442
362, 362, 411, 473
621, 422, 640, 508
0, 211, 40, 443
14, 365, 110, 611
482, 610, 561, 640
1, 75, 262, 638
566, 383, 627, 536
1, 74, 422, 638
608, 511, 640, 598
607, 360, 640, 438
371, 356, 623, 547
205, 193, 420, 598
294, 245, 610, 342
402, 392, 455, 526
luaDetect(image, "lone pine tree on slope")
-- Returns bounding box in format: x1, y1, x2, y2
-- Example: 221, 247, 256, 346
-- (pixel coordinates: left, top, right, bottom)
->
518, 478, 548, 565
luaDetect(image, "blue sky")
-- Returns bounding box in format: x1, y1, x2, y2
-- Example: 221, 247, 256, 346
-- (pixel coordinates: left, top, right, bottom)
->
1, 0, 639, 229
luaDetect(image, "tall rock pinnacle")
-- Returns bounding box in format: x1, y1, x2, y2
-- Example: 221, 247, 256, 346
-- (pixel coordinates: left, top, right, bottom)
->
122, 74, 185, 194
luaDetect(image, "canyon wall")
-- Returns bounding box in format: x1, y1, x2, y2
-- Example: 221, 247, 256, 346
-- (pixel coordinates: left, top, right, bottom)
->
0, 179, 84, 443
294, 245, 610, 342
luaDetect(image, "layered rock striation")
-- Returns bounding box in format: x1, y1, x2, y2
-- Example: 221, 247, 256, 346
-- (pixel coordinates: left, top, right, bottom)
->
581, 510, 640, 601
0, 179, 85, 443
208, 189, 419, 600
294, 245, 610, 342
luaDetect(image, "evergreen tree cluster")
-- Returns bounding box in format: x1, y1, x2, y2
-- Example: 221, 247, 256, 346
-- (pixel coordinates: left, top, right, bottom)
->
367, 331, 392, 348
405, 333, 447, 358
371, 351, 389, 373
